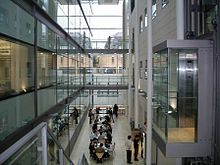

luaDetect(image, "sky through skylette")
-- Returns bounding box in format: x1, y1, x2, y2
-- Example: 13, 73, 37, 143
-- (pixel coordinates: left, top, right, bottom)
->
82, 1, 123, 40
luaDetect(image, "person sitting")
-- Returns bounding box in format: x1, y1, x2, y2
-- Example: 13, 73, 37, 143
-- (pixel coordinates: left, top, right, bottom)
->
89, 141, 96, 159
90, 130, 98, 140
98, 132, 105, 141
98, 126, 104, 133
95, 143, 105, 163
106, 131, 112, 143
99, 143, 110, 159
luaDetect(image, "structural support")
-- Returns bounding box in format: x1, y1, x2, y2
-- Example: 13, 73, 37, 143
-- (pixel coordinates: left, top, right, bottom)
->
176, 0, 184, 39
128, 0, 132, 123
41, 124, 48, 165
134, 0, 140, 128
146, 0, 152, 165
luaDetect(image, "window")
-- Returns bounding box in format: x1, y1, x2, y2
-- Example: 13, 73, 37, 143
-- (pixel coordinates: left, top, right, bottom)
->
139, 16, 143, 32
60, 57, 63, 64
112, 56, 115, 64
140, 61, 143, 78
145, 60, 148, 79
144, 8, 148, 27
81, 56, 84, 63
161, 0, 169, 8
131, 0, 135, 13
0, 38, 34, 98
152, 0, 157, 19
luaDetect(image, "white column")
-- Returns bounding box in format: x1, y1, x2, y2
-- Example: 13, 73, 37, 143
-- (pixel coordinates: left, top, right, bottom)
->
134, 0, 140, 128
146, 0, 152, 165
176, 0, 184, 39
128, 25, 132, 123
41, 125, 48, 165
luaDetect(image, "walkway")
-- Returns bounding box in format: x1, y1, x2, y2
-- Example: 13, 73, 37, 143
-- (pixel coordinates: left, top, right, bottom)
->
70, 114, 145, 164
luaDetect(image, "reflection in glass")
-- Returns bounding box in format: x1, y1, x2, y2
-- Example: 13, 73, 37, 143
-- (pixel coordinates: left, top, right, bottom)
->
0, 38, 34, 98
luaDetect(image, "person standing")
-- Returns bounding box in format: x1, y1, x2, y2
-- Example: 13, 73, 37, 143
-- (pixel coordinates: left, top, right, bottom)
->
140, 122, 147, 158
125, 135, 133, 164
133, 135, 139, 161
113, 104, 119, 118
88, 108, 93, 124
108, 107, 114, 123
73, 107, 79, 124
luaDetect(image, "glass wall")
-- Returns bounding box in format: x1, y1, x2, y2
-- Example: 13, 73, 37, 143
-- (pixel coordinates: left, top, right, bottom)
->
153, 48, 198, 143
0, 1, 34, 44
188, 0, 217, 37
0, 0, 90, 145
0, 38, 34, 98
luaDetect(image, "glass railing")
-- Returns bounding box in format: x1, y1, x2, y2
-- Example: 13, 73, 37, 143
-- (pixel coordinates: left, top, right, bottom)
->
47, 128, 74, 165
85, 74, 128, 86
153, 105, 196, 144
152, 106, 168, 142
0, 122, 74, 165
90, 39, 129, 49
77, 153, 89, 165
56, 74, 128, 86
0, 123, 48, 164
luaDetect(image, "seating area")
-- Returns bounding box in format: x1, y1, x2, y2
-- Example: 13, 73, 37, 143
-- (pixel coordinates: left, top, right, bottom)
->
89, 106, 115, 163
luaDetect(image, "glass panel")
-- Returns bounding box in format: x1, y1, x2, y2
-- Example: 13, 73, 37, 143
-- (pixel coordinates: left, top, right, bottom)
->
37, 49, 56, 116
153, 48, 198, 143
50, 107, 69, 150
37, 21, 56, 51
3, 131, 42, 165
35, 0, 58, 22
57, 37, 68, 102
0, 37, 34, 99
37, 50, 56, 88
153, 49, 168, 141
0, 93, 34, 142
0, 1, 34, 44
47, 132, 60, 164
38, 87, 56, 116
93, 90, 127, 107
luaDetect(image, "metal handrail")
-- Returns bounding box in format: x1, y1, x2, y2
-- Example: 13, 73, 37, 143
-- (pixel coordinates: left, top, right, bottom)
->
0, 122, 74, 165
0, 122, 47, 164
47, 128, 74, 165
77, 153, 89, 165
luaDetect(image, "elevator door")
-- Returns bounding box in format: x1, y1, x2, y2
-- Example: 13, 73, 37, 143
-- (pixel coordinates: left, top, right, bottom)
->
178, 51, 198, 128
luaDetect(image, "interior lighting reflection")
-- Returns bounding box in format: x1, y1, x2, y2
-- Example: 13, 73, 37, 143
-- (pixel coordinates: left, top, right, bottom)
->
177, 68, 198, 72
22, 86, 27, 92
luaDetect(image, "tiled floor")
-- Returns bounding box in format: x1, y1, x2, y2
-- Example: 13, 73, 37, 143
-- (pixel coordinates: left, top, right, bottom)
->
70, 115, 145, 165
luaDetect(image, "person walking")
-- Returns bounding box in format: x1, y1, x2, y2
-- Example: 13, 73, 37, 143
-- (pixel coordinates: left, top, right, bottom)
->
125, 135, 133, 164
88, 108, 93, 124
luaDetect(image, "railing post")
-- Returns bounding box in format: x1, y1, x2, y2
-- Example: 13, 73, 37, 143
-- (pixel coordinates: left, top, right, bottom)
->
59, 149, 64, 165
41, 124, 48, 165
